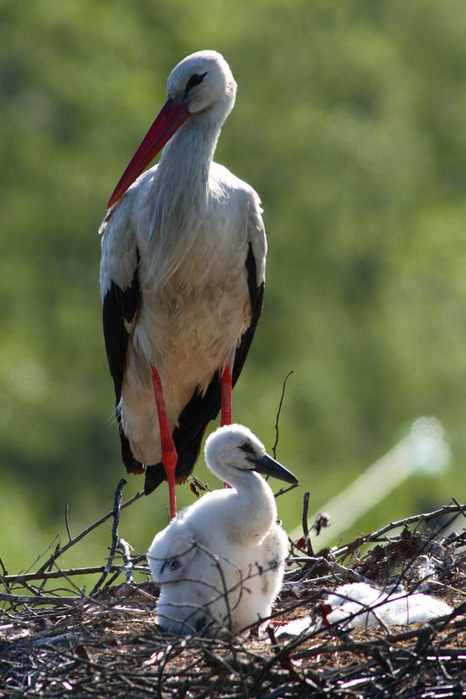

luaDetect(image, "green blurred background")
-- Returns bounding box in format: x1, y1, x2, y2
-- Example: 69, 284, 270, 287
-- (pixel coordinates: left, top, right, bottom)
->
1, 0, 465, 575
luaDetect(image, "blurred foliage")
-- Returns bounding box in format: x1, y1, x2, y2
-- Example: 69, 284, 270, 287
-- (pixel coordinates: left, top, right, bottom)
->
1, 0, 465, 572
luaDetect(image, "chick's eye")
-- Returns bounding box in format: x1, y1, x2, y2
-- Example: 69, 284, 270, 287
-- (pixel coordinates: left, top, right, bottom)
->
239, 442, 255, 456
185, 72, 207, 93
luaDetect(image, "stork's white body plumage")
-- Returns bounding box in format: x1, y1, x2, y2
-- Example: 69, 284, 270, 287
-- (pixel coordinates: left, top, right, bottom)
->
99, 52, 266, 503
100, 162, 264, 465
147, 425, 298, 635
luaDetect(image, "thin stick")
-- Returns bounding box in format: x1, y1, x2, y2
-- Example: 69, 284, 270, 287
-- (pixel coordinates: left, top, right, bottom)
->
0, 556, 8, 578
0, 558, 148, 586
118, 538, 135, 584
91, 479, 127, 594
0, 592, 78, 606
451, 496, 466, 520
64, 503, 72, 542
301, 492, 314, 556
271, 371, 293, 459
274, 483, 299, 499
332, 502, 466, 558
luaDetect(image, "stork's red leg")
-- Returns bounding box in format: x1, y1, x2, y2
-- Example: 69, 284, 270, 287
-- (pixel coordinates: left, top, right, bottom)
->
151, 367, 177, 520
221, 364, 233, 426
221, 365, 233, 489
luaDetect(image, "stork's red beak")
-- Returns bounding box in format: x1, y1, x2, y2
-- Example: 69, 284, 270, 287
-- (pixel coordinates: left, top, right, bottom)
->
107, 98, 191, 210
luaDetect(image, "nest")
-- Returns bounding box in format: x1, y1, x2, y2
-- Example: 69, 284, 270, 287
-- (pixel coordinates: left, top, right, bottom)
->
1, 490, 465, 698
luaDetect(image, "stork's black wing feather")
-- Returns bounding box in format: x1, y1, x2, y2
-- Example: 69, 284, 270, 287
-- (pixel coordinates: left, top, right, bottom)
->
102, 258, 143, 474
144, 243, 264, 494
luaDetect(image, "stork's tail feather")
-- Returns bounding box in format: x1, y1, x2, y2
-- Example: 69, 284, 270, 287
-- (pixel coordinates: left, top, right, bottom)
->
144, 464, 166, 495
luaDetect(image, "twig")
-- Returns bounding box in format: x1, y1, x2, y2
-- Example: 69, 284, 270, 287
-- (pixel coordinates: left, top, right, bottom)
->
118, 538, 135, 583
0, 592, 79, 606
274, 483, 299, 499
332, 503, 466, 558
271, 370, 293, 459
91, 479, 127, 594
301, 492, 314, 556
0, 560, 148, 585
64, 503, 72, 542
451, 496, 466, 520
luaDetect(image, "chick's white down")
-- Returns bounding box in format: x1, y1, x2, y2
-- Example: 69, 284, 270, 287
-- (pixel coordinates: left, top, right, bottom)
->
147, 425, 298, 634
275, 582, 453, 638
324, 582, 453, 628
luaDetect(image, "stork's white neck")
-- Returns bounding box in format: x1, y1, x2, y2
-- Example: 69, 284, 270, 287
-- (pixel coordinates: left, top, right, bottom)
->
143, 112, 224, 289
159, 114, 220, 190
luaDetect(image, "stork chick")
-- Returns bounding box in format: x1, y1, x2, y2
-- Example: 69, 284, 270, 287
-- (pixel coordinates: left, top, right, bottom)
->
323, 582, 453, 628
147, 424, 298, 635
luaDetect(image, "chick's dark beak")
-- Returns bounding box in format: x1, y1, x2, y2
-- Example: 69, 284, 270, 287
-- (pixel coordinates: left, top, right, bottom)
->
252, 453, 299, 485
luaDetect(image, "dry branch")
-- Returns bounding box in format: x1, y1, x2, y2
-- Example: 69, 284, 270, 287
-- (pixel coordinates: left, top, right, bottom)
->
271, 370, 293, 459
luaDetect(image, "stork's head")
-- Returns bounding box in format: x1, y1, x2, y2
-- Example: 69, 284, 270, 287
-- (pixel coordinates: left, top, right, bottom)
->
107, 51, 236, 210
167, 50, 237, 118
204, 424, 299, 487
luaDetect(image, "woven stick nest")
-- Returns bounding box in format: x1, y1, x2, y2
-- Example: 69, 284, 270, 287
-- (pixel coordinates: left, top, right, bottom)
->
1, 487, 465, 699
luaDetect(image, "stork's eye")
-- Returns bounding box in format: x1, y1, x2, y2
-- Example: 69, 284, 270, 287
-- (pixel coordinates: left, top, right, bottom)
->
185, 72, 208, 93
239, 442, 255, 456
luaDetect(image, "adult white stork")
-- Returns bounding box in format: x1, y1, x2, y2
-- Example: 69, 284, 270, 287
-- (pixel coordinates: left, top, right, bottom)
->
99, 51, 266, 519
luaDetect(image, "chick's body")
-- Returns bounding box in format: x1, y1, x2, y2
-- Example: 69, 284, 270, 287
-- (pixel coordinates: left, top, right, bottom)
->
147, 425, 296, 634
